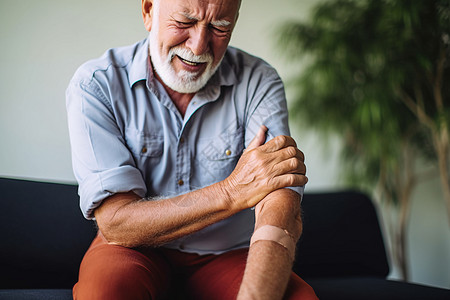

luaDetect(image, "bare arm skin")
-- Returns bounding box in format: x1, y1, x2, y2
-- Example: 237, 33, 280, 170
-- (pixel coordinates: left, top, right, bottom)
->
94, 126, 307, 248
237, 188, 303, 300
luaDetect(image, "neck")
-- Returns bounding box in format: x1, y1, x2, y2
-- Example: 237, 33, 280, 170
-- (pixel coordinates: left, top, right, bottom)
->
155, 72, 195, 117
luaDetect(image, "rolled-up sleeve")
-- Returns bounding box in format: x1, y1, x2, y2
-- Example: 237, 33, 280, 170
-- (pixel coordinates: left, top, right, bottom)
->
66, 73, 146, 219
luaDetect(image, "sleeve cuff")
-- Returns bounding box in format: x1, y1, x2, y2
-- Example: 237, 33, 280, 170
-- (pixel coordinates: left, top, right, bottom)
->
78, 165, 147, 219
287, 186, 304, 202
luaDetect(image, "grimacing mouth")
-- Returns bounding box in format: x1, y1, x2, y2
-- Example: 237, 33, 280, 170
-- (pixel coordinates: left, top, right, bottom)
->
176, 55, 207, 66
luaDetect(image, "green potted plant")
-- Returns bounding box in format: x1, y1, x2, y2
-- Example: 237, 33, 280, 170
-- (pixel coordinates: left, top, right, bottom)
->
278, 0, 449, 280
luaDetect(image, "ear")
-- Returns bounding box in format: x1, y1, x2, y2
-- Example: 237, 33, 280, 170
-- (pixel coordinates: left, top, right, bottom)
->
142, 0, 154, 32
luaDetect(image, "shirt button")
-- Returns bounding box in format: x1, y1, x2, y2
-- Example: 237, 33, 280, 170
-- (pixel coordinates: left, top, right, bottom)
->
178, 179, 184, 186
141, 147, 147, 154
180, 137, 185, 144
225, 149, 232, 156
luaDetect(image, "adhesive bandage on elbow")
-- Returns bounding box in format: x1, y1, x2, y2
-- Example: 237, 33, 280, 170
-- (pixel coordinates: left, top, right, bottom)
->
250, 225, 296, 259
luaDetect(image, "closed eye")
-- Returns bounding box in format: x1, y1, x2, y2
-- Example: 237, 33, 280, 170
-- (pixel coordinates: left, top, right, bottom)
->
176, 20, 195, 28
210, 25, 228, 33
210, 19, 232, 35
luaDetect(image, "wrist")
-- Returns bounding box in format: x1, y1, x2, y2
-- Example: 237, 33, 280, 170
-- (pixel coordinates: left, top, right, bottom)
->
216, 179, 241, 213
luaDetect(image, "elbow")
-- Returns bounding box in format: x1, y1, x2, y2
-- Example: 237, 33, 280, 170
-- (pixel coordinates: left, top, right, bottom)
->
255, 188, 303, 241
95, 207, 134, 248
286, 195, 303, 241
93, 192, 142, 248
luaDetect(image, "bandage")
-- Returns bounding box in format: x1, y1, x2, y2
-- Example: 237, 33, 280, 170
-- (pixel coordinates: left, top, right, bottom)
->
250, 225, 296, 259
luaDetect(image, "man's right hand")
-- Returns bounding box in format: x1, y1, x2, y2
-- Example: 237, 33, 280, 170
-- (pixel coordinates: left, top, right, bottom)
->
222, 125, 308, 211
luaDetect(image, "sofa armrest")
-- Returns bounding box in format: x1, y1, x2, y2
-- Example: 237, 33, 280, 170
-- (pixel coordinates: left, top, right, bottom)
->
0, 177, 96, 289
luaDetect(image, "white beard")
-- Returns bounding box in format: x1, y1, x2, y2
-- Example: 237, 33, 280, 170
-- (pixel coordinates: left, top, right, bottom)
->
148, 31, 222, 94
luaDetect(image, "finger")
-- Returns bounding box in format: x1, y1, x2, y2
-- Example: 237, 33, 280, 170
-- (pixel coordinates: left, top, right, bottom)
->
266, 146, 305, 167
260, 135, 297, 153
298, 149, 305, 163
290, 147, 305, 163
246, 125, 268, 151
275, 157, 307, 176
273, 173, 309, 188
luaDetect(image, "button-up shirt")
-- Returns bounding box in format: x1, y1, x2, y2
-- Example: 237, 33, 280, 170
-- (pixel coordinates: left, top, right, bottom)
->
66, 38, 303, 255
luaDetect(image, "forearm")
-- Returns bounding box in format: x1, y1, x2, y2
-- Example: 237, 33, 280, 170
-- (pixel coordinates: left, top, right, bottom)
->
95, 128, 307, 249
238, 188, 302, 300
95, 181, 240, 248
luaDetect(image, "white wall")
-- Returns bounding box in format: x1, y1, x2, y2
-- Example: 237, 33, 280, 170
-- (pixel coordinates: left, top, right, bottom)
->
0, 0, 448, 289
0, 0, 146, 183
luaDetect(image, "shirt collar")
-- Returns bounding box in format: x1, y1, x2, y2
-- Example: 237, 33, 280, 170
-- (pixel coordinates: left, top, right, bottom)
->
128, 39, 150, 88
128, 38, 238, 92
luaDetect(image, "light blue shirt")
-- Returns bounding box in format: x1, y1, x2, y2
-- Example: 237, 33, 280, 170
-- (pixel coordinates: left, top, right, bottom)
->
66, 38, 303, 255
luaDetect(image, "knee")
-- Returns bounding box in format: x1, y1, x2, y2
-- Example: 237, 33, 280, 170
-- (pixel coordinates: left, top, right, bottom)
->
285, 273, 319, 300
74, 245, 168, 300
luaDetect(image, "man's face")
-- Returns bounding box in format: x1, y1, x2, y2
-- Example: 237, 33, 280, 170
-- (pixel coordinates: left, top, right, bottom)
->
143, 0, 240, 93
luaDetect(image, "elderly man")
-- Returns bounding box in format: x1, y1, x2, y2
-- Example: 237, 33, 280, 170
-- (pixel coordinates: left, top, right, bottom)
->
66, 0, 318, 299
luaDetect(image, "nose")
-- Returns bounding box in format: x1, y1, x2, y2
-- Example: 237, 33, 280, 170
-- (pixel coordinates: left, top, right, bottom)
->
186, 26, 210, 56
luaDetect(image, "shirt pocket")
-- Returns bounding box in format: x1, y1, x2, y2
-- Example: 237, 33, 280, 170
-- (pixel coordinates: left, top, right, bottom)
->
125, 129, 164, 158
196, 129, 245, 184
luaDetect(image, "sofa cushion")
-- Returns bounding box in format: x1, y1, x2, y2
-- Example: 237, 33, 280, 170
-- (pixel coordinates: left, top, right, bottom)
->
294, 191, 389, 278
0, 289, 73, 300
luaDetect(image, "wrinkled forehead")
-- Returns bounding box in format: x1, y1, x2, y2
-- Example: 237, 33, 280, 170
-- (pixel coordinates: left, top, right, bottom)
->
156, 0, 241, 20
155, 0, 241, 7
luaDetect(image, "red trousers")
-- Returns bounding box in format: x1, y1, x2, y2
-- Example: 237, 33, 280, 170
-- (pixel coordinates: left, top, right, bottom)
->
73, 233, 318, 299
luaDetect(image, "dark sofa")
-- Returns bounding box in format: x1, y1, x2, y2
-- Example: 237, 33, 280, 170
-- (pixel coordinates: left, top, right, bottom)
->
1, 177, 449, 299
